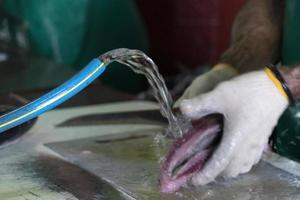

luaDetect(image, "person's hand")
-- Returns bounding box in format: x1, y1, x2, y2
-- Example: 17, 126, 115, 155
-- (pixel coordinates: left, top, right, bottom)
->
174, 64, 238, 107
179, 70, 288, 185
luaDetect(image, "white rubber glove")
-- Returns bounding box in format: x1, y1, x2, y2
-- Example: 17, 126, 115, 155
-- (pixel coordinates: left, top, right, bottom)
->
180, 70, 288, 185
175, 64, 238, 107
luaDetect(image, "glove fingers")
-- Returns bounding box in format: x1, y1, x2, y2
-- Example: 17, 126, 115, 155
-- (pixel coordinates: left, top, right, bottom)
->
174, 69, 227, 107
179, 92, 221, 120
191, 124, 243, 185
223, 123, 271, 177
174, 75, 208, 107
174, 92, 189, 108
223, 143, 264, 178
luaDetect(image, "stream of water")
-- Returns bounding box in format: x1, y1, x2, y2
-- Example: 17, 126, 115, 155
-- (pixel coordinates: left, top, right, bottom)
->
99, 48, 191, 138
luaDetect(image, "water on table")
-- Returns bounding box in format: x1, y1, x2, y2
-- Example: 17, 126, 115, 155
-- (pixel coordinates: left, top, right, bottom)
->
46, 129, 300, 200
99, 49, 191, 138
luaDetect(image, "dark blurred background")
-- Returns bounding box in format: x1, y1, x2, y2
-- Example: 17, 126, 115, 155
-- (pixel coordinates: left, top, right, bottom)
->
0, 0, 245, 105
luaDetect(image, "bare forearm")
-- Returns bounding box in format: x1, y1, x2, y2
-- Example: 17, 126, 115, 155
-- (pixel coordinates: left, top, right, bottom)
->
280, 66, 300, 101
220, 0, 284, 73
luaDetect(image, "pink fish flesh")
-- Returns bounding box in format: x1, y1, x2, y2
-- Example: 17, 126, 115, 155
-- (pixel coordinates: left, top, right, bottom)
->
159, 114, 223, 193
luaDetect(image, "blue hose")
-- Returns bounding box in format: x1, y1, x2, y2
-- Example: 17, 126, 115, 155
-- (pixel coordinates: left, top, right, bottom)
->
0, 58, 107, 133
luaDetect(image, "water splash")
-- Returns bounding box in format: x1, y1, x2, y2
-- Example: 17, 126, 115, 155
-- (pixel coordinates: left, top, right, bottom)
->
99, 48, 190, 138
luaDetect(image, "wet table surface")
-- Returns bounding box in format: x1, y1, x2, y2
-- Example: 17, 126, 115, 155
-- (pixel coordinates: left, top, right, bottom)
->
1, 101, 300, 200
46, 130, 300, 200
0, 101, 160, 200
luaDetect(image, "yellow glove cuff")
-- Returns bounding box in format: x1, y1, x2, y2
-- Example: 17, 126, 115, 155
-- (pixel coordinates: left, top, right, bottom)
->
265, 68, 288, 100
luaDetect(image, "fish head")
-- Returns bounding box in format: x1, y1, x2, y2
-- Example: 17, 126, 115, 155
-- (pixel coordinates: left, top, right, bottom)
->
159, 114, 223, 193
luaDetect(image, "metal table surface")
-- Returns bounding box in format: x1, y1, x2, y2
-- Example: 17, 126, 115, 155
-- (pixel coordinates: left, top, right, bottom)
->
0, 101, 160, 200
1, 101, 300, 200
46, 131, 300, 200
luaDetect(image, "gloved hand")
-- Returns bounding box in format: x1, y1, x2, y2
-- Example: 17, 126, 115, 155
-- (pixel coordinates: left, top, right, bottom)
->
175, 64, 238, 107
180, 70, 288, 185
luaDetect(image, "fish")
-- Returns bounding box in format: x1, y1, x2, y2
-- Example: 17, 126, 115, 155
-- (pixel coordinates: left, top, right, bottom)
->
0, 105, 37, 148
159, 114, 223, 193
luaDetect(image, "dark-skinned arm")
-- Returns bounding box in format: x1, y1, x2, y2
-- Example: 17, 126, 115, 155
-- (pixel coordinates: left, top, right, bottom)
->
220, 0, 284, 73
